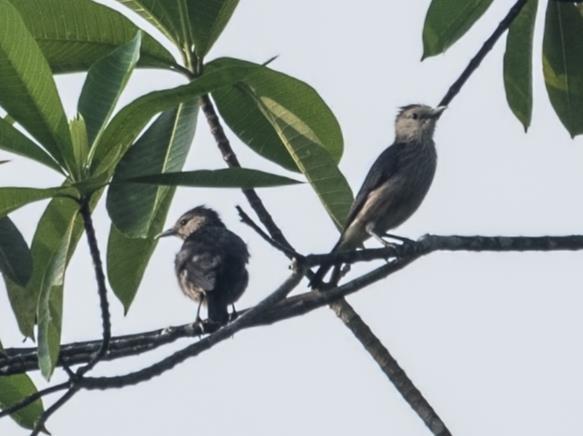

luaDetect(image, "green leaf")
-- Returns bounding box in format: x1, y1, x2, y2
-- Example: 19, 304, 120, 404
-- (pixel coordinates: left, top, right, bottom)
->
2, 275, 36, 339
503, 0, 538, 131
422, 0, 494, 59
210, 58, 343, 172
0, 217, 32, 286
13, 0, 176, 73
0, 217, 35, 342
185, 0, 239, 59
5, 194, 99, 339
0, 358, 45, 431
117, 0, 238, 60
0, 118, 62, 172
107, 100, 198, 312
543, 2, 583, 137
79, 32, 142, 148
107, 103, 198, 238
115, 1, 184, 52
3, 114, 15, 125
69, 116, 89, 176
244, 93, 352, 228
107, 189, 174, 313
127, 168, 302, 188
90, 58, 256, 174
0, 186, 76, 217
37, 209, 76, 380
69, 171, 110, 197
0, 0, 72, 169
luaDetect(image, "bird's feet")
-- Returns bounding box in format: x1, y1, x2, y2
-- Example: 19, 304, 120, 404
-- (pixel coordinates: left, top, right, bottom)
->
365, 223, 401, 248
382, 233, 414, 245
191, 317, 225, 335
229, 304, 239, 322
191, 316, 207, 335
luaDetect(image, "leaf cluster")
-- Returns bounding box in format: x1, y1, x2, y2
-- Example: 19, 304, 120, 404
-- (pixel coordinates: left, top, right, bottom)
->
2, 0, 583, 432
0, 0, 351, 430
423, 0, 583, 135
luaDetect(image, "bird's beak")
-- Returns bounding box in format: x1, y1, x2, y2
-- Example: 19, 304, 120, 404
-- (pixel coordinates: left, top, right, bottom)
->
155, 228, 176, 239
431, 106, 447, 118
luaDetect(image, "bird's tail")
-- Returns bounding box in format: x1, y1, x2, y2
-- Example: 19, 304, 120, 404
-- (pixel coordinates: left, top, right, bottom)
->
206, 294, 229, 324
309, 239, 343, 289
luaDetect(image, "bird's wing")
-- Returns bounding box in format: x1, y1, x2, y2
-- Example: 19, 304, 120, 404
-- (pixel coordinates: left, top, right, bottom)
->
342, 142, 404, 230
179, 251, 222, 292
313, 145, 403, 286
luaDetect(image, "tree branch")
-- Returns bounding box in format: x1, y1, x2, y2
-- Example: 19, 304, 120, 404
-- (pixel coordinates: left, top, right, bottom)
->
6, 253, 425, 394
199, 92, 451, 435
236, 207, 452, 434
78, 197, 111, 373
236, 206, 298, 257
4, 233, 583, 377
329, 301, 449, 435
0, 1, 568, 433
30, 387, 79, 436
200, 95, 295, 252
23, 197, 113, 433
4, 230, 582, 430
1, 232, 581, 429
78, 272, 304, 390
439, 0, 528, 107
0, 0, 558, 420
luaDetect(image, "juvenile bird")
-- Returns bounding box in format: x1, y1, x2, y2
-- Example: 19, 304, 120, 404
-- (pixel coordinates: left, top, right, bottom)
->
158, 206, 250, 325
311, 104, 445, 287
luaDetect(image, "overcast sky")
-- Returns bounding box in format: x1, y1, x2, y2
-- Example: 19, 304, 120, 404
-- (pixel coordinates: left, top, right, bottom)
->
2, 1, 583, 435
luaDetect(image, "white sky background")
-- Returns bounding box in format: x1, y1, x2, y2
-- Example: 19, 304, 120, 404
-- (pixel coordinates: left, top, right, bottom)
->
2, 0, 583, 435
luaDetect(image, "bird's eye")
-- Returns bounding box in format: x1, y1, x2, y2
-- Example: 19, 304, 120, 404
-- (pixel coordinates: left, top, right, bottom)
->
411, 113, 419, 120
179, 219, 188, 226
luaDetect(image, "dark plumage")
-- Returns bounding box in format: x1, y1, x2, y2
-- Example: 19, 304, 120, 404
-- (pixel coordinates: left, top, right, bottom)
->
310, 104, 445, 287
158, 206, 249, 324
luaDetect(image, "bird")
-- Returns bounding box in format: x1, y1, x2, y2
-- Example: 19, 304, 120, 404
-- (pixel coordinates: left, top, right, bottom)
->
310, 104, 446, 287
157, 206, 250, 325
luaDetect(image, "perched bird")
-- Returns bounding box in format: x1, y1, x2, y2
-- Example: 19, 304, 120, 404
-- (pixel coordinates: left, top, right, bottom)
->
157, 206, 250, 325
311, 104, 446, 287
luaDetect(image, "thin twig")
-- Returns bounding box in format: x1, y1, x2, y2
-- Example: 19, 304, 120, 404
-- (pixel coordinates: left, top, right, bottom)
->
262, 55, 279, 66
438, 0, 528, 107
0, 382, 70, 419
236, 206, 299, 258
30, 387, 80, 436
200, 95, 295, 252
24, 197, 113, 433
79, 272, 304, 390
78, 197, 111, 374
